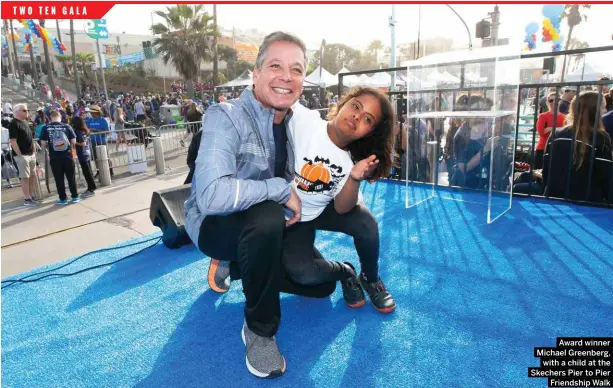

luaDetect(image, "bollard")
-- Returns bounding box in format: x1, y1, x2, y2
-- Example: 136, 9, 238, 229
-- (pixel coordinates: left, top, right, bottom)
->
96, 145, 112, 186
153, 137, 166, 175
31, 170, 43, 200
427, 141, 438, 185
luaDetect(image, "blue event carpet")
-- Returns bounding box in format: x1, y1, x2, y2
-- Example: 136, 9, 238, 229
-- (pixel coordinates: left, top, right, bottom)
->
2, 181, 613, 388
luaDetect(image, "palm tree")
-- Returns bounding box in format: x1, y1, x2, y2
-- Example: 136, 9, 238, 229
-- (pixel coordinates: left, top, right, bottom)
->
39, 19, 56, 95
560, 5, 591, 82
566, 38, 590, 73
151, 4, 218, 98
70, 20, 81, 99
76, 52, 95, 78
55, 54, 72, 77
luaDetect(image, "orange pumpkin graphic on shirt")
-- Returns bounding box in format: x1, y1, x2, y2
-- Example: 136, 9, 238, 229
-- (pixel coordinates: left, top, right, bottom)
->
295, 156, 345, 194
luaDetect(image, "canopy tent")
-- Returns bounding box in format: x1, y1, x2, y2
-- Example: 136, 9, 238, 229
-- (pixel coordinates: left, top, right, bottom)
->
369, 72, 391, 87
215, 70, 253, 89
565, 63, 608, 82
335, 67, 351, 78
305, 66, 338, 87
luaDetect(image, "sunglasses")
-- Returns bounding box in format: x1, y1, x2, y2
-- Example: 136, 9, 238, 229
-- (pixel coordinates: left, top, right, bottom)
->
547, 99, 555, 103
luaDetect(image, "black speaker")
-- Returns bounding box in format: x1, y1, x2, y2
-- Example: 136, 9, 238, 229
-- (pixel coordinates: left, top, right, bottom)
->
150, 184, 193, 249
543, 57, 556, 74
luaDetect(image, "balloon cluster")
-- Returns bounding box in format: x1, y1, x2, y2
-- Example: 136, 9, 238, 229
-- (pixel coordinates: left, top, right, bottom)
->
1, 35, 8, 55
18, 19, 67, 54
541, 4, 564, 51
24, 33, 32, 53
524, 22, 539, 51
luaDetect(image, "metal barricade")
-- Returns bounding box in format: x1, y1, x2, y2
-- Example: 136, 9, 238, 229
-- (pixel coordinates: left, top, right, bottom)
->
87, 125, 158, 171
155, 121, 202, 160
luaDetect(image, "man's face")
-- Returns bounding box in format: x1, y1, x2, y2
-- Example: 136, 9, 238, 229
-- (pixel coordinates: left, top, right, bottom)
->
15, 106, 29, 120
252, 41, 305, 112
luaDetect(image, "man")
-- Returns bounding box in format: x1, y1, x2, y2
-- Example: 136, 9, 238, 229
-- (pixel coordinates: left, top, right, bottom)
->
40, 110, 80, 205
86, 105, 113, 178
8, 103, 40, 207
185, 31, 333, 379
558, 88, 576, 114
134, 98, 146, 122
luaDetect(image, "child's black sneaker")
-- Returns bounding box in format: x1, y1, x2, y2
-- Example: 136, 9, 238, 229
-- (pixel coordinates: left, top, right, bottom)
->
359, 273, 395, 313
340, 262, 365, 308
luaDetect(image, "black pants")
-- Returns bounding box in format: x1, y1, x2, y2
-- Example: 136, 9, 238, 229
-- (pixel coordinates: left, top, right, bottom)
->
50, 158, 78, 200
534, 149, 544, 170
80, 160, 97, 192
283, 201, 380, 286
198, 201, 335, 338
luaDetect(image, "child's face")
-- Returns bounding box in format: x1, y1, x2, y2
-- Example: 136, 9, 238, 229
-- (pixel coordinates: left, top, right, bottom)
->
334, 94, 382, 142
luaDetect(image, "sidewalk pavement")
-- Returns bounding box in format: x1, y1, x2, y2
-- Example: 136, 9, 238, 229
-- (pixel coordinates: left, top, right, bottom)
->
1, 164, 192, 279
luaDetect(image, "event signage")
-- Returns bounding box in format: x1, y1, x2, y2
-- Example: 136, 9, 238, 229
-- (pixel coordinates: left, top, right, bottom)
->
84, 19, 107, 39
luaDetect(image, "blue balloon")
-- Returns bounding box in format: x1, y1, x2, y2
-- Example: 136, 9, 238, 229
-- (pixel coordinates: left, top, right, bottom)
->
525, 22, 539, 35
554, 34, 565, 45
542, 4, 564, 20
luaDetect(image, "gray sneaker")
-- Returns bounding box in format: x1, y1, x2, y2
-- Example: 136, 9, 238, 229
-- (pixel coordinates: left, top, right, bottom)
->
24, 198, 40, 207
241, 322, 286, 378
207, 258, 230, 293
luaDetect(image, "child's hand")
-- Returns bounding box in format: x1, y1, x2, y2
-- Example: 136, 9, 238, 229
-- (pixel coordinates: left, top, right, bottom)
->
350, 154, 379, 182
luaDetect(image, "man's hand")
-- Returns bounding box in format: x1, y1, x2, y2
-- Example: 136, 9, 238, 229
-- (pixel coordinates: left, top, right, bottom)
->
351, 154, 379, 182
285, 186, 302, 227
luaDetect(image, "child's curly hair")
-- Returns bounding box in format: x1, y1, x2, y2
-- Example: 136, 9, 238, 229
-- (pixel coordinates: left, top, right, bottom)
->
328, 86, 395, 180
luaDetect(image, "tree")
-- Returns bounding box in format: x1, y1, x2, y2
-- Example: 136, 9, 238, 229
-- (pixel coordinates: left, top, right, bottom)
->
39, 20, 56, 94
151, 4, 218, 98
560, 5, 591, 81
366, 40, 385, 63
566, 38, 590, 73
76, 52, 95, 78
311, 43, 362, 75
70, 20, 81, 99
55, 54, 72, 77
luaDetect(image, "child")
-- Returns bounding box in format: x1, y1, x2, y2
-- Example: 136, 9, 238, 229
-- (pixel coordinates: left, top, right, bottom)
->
284, 86, 396, 313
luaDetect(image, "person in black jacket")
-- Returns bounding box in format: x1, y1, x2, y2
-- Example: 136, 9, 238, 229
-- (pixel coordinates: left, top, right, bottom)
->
184, 129, 202, 184
543, 91, 612, 203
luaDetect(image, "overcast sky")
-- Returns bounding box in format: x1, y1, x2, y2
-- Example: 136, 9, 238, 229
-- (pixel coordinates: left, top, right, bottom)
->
55, 4, 613, 53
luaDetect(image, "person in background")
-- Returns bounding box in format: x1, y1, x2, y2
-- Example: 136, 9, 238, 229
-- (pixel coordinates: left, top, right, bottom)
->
8, 103, 40, 207
543, 91, 612, 202
71, 116, 97, 197
114, 107, 127, 151
558, 88, 576, 115
184, 129, 202, 185
534, 91, 566, 169
39, 110, 80, 205
181, 102, 202, 147
86, 105, 113, 179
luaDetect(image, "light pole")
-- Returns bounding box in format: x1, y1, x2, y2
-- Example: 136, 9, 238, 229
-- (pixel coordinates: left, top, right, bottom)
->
389, 5, 396, 90
445, 5, 473, 50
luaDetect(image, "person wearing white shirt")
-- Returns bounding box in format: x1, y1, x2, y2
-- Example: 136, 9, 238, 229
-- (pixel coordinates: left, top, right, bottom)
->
3, 98, 13, 116
134, 99, 146, 122
282, 86, 397, 314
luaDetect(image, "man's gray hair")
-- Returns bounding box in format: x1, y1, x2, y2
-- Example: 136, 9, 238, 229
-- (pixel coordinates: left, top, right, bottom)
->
255, 31, 308, 70
50, 110, 61, 118
13, 103, 27, 113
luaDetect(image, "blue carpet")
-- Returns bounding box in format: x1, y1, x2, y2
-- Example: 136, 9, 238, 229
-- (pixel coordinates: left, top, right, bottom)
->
2, 181, 613, 388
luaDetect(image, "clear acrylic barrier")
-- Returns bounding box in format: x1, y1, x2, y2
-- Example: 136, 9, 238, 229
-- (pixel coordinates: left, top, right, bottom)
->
404, 63, 441, 208
487, 55, 520, 223
404, 47, 520, 223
